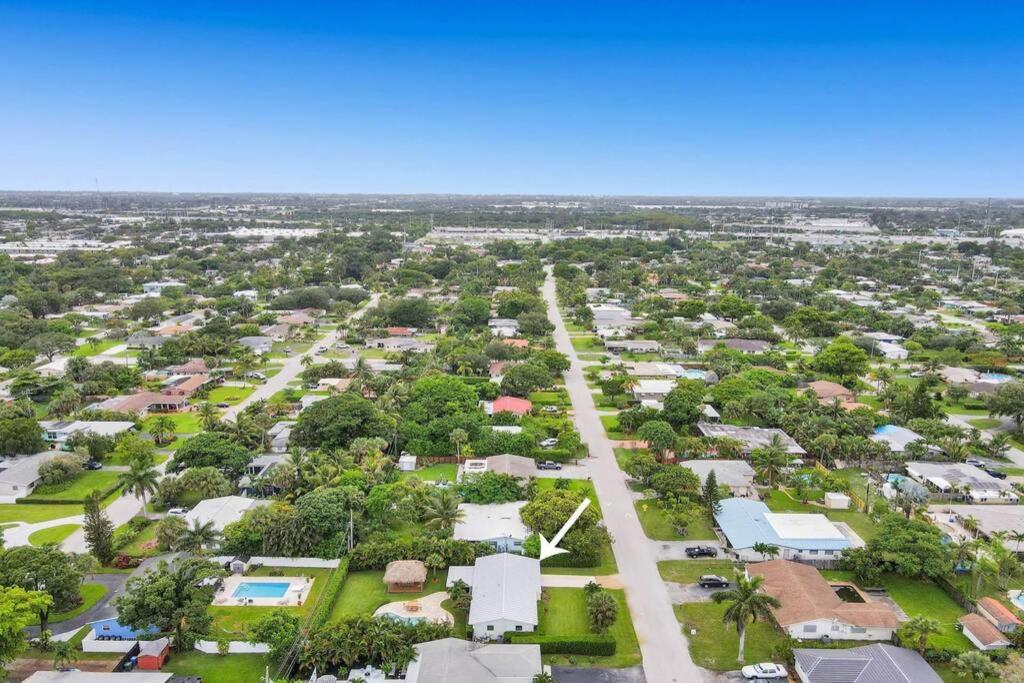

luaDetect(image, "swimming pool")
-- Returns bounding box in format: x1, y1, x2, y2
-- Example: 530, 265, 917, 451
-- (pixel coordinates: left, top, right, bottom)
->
232, 582, 291, 599
981, 372, 1013, 383
1012, 594, 1024, 612
680, 368, 706, 380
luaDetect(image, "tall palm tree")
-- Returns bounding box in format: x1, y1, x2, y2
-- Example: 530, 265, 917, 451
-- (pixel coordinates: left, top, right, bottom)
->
711, 571, 781, 663
751, 435, 790, 489
149, 415, 176, 446
198, 401, 219, 431
423, 489, 465, 532
117, 459, 160, 516
176, 519, 221, 553
900, 615, 941, 655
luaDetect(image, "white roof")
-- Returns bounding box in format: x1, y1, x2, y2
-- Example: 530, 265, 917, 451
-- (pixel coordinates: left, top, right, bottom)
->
907, 462, 1015, 495
465, 554, 540, 627
632, 379, 676, 395
407, 638, 542, 683
40, 420, 134, 438
184, 496, 267, 531
680, 459, 754, 488
453, 502, 529, 542
764, 512, 847, 541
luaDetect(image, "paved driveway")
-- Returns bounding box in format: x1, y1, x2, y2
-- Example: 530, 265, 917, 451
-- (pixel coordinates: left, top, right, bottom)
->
543, 268, 713, 683
553, 666, 646, 683
650, 540, 727, 562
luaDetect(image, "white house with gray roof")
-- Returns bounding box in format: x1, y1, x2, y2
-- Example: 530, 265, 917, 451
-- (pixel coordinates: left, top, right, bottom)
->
453, 501, 529, 552
794, 644, 940, 683
0, 452, 63, 502
404, 638, 543, 683
446, 553, 541, 639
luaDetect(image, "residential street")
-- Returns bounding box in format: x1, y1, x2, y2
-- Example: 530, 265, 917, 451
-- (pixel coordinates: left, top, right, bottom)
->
542, 268, 712, 683
220, 293, 380, 422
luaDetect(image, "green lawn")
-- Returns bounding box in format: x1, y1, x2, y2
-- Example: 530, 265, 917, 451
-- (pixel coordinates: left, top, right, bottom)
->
72, 338, 120, 356
31, 583, 107, 626
599, 415, 626, 440
165, 651, 267, 683
539, 588, 641, 668
823, 571, 972, 651
29, 523, 79, 546
541, 541, 618, 576
0, 503, 83, 523
205, 385, 255, 405
142, 411, 207, 436
399, 464, 458, 482
441, 598, 469, 639
967, 418, 1001, 430
658, 560, 745, 584
115, 522, 160, 557
528, 390, 571, 407
28, 471, 121, 502
571, 336, 603, 352
534, 478, 602, 516
208, 567, 332, 638
635, 500, 717, 541
763, 490, 878, 542
329, 570, 449, 622
674, 602, 786, 671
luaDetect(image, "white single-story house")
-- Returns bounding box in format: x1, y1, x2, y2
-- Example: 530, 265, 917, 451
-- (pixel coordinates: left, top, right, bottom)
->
959, 613, 1011, 650
906, 462, 1018, 504
715, 498, 856, 562
453, 501, 529, 552
404, 638, 543, 683
446, 553, 541, 639
488, 318, 520, 338
631, 379, 676, 402
0, 452, 63, 503
184, 496, 269, 533
142, 280, 185, 296
697, 423, 806, 456
39, 420, 135, 450
680, 459, 756, 497
794, 644, 941, 683
238, 336, 273, 354
750, 560, 900, 641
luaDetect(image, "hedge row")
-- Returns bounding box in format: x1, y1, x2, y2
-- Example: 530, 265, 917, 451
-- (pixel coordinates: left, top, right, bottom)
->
503, 633, 616, 656
18, 482, 122, 505
306, 557, 350, 634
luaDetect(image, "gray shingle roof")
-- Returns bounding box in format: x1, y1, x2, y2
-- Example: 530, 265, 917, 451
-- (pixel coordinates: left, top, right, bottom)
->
794, 644, 941, 683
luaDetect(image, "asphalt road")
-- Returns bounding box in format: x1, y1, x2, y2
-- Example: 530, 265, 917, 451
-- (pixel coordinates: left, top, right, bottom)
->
220, 293, 380, 422
542, 268, 712, 683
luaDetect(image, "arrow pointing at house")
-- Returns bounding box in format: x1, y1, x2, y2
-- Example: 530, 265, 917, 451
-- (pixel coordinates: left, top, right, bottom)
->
538, 497, 591, 561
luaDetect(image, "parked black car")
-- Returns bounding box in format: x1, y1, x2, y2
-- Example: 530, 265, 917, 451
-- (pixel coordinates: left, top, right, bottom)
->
685, 545, 718, 558
84, 460, 103, 470
698, 575, 729, 588
986, 468, 1008, 479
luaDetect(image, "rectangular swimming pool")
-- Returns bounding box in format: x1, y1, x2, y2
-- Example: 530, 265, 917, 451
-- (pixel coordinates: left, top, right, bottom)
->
232, 581, 291, 599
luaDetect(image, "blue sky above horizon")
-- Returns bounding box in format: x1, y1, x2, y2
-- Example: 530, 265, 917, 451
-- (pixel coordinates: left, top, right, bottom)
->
1, 1, 1022, 197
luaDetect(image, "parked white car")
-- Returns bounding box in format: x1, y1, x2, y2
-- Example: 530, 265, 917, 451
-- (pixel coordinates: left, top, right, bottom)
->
741, 663, 787, 680
539, 438, 559, 448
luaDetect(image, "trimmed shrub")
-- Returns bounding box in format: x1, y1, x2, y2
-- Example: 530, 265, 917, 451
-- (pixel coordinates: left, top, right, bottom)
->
504, 633, 616, 656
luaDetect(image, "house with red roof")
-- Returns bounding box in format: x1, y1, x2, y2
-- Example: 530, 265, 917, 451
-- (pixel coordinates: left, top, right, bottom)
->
485, 396, 532, 416
977, 597, 1022, 633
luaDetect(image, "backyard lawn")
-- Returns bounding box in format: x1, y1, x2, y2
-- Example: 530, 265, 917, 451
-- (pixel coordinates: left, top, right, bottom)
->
115, 522, 160, 557
29, 523, 79, 546
440, 598, 468, 638
0, 503, 84, 523
28, 471, 121, 502
205, 385, 255, 405
208, 567, 332, 638
399, 464, 457, 483
635, 500, 717, 541
674, 602, 786, 671
823, 571, 972, 651
164, 651, 267, 683
658, 560, 745, 585
538, 588, 641, 669
329, 570, 448, 621
142, 411, 207, 436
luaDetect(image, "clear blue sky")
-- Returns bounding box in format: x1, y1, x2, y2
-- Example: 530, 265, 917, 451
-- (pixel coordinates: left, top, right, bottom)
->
2, 1, 1022, 196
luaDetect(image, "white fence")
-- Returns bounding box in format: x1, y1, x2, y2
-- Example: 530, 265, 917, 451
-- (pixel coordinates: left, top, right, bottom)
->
194, 639, 270, 654
209, 556, 341, 569
81, 630, 136, 653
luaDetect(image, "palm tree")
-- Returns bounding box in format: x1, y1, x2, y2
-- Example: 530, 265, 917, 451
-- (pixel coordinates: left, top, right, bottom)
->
751, 435, 790, 489
149, 415, 176, 446
752, 542, 780, 561
449, 428, 468, 458
899, 615, 941, 655
711, 571, 781, 663
117, 459, 160, 516
51, 639, 77, 670
986, 432, 1012, 460
176, 519, 221, 553
423, 489, 465, 532
300, 354, 313, 369
198, 401, 219, 431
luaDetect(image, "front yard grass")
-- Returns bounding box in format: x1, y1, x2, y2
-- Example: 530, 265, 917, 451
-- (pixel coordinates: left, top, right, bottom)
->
541, 541, 618, 576
0, 503, 84, 523
28, 470, 121, 502
329, 570, 448, 622
205, 385, 255, 405
31, 583, 107, 626
822, 571, 972, 652
674, 602, 785, 671
571, 336, 603, 352
658, 560, 744, 585
599, 415, 626, 440
29, 523, 79, 546
539, 587, 641, 668
208, 567, 332, 638
967, 418, 1001, 430
115, 522, 160, 557
142, 411, 206, 436
72, 339, 120, 356
635, 500, 717, 541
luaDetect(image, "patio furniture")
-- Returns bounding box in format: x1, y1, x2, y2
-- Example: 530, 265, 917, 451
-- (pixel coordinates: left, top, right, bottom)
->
405, 601, 421, 613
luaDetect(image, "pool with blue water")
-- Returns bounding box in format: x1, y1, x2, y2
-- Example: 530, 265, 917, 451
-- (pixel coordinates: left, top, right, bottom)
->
232, 581, 291, 599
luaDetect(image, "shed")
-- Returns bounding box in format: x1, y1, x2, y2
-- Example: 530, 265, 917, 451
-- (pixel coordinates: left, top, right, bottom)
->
383, 560, 427, 593
824, 492, 851, 510
977, 597, 1022, 633
397, 454, 418, 472
137, 637, 170, 670
959, 613, 1011, 650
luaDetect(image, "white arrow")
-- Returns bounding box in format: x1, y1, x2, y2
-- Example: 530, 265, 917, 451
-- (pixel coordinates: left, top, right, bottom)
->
538, 497, 591, 561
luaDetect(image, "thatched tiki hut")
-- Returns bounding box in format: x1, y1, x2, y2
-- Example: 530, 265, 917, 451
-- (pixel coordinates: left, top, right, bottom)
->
383, 559, 427, 593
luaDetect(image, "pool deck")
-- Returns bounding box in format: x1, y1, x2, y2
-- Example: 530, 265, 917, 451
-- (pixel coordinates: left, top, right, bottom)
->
373, 591, 452, 624
213, 575, 315, 607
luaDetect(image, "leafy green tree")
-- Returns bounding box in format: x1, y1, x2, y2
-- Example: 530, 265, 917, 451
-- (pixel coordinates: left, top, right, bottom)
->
0, 545, 83, 635
750, 435, 791, 488
586, 590, 619, 635
953, 650, 999, 681
51, 638, 77, 670
662, 379, 705, 428
83, 491, 115, 565
451, 296, 491, 330
840, 513, 951, 582
812, 337, 869, 381
0, 415, 44, 456
500, 362, 553, 397
292, 393, 392, 451
156, 515, 188, 551
447, 579, 472, 612
751, 542, 780, 560
520, 489, 599, 538
899, 615, 941, 655
711, 571, 781, 663
0, 586, 52, 676
988, 381, 1024, 431
248, 609, 300, 663
636, 420, 676, 461
422, 489, 465, 533
295, 486, 365, 541
173, 432, 253, 478
702, 469, 722, 518
116, 557, 222, 650
118, 457, 160, 514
